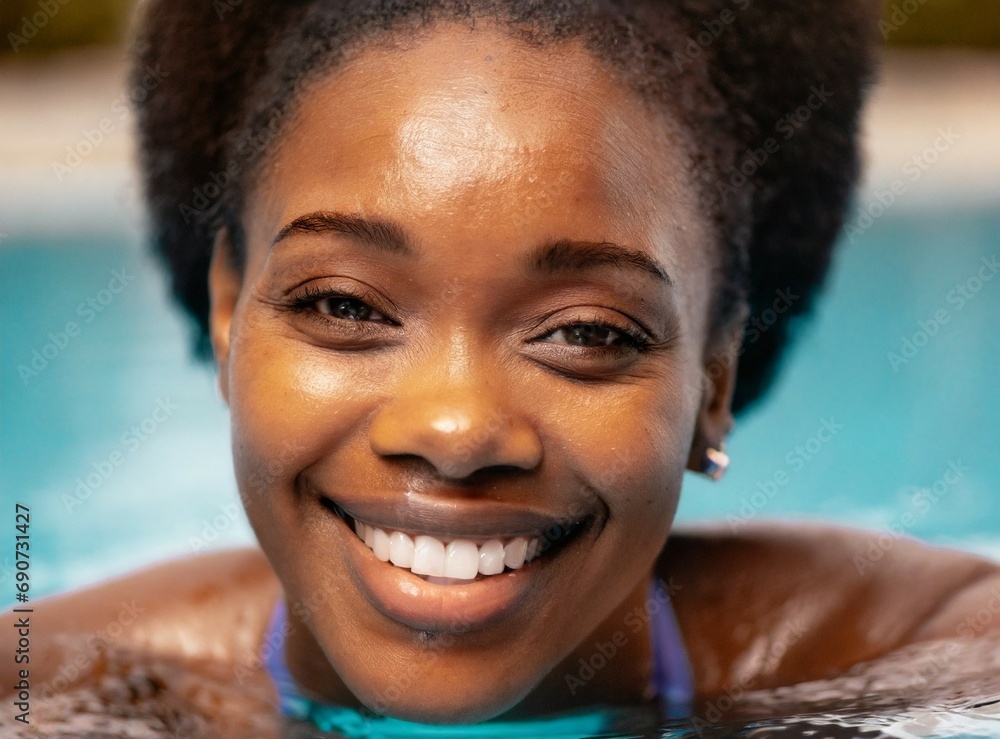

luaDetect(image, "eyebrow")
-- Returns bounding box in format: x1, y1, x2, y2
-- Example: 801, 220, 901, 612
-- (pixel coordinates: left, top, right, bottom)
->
528, 238, 674, 286
271, 211, 673, 286
271, 211, 414, 255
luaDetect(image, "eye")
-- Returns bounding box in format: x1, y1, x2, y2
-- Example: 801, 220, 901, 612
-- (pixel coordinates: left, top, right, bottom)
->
313, 295, 387, 322
283, 285, 395, 337
541, 319, 650, 353
287, 285, 390, 321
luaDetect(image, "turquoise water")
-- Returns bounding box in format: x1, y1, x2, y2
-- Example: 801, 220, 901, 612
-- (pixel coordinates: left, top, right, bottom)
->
676, 205, 1000, 551
1, 206, 999, 737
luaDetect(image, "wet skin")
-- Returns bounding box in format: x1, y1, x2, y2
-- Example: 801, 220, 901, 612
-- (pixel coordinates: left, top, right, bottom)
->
5, 21, 1000, 728
208, 22, 734, 724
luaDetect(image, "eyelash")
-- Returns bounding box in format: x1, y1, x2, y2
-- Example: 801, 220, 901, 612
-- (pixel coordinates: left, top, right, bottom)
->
284, 286, 654, 355
285, 285, 390, 336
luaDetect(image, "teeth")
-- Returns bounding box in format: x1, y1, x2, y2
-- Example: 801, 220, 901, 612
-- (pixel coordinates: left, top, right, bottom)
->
444, 540, 479, 579
478, 539, 505, 576
388, 531, 414, 568
503, 537, 528, 569
426, 576, 473, 586
526, 538, 539, 562
372, 528, 391, 562
345, 517, 556, 582
411, 535, 445, 577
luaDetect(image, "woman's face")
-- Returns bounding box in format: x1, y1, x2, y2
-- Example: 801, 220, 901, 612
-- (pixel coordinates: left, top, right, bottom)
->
210, 22, 736, 723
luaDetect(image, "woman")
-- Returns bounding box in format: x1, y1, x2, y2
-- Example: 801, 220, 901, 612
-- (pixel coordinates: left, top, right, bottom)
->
5, 0, 1000, 735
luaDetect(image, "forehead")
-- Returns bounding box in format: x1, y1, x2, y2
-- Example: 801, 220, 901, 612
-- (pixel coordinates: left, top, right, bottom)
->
249, 22, 711, 280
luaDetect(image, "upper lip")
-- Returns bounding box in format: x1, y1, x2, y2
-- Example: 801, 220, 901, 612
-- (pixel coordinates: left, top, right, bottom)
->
316, 488, 593, 540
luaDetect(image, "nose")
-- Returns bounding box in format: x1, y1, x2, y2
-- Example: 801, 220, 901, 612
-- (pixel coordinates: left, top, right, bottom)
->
368, 348, 543, 481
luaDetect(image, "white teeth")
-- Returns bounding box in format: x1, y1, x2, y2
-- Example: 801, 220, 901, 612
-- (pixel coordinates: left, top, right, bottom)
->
426, 576, 472, 586
503, 537, 528, 569
478, 539, 506, 576
411, 535, 445, 577
443, 540, 479, 580
388, 531, 414, 568
346, 516, 553, 580
525, 538, 539, 562
372, 528, 391, 562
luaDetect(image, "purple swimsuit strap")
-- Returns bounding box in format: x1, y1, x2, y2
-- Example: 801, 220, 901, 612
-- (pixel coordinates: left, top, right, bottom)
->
648, 575, 694, 715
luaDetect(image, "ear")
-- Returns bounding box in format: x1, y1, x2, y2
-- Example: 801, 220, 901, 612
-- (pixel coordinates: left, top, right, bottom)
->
208, 227, 241, 405
686, 323, 742, 474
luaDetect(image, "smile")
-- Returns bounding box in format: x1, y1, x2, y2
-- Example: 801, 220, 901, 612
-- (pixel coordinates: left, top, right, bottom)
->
326, 500, 583, 585
314, 489, 599, 631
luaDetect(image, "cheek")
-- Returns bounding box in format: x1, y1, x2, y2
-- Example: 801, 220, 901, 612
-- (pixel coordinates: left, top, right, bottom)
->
559, 357, 699, 540
226, 315, 368, 515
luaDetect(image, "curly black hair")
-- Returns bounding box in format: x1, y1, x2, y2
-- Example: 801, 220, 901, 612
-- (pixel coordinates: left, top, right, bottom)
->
129, 0, 879, 414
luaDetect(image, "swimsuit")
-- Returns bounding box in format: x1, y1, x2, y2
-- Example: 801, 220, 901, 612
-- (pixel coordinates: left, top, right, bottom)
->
262, 575, 692, 737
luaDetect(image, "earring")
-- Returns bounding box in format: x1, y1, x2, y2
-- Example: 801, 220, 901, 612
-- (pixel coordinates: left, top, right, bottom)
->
702, 446, 730, 481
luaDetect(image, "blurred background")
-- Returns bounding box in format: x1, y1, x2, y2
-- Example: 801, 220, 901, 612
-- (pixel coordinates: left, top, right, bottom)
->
1, 1, 998, 605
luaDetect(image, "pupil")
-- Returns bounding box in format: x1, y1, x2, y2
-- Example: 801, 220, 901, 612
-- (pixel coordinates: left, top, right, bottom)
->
336, 299, 367, 320
572, 324, 610, 346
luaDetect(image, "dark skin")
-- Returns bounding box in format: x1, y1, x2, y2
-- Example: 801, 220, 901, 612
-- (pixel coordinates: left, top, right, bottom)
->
5, 21, 999, 728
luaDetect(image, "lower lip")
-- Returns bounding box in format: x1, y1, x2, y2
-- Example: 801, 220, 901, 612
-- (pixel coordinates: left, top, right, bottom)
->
331, 511, 553, 633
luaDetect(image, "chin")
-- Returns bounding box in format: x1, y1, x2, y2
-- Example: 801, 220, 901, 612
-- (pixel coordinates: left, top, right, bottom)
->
344, 662, 533, 725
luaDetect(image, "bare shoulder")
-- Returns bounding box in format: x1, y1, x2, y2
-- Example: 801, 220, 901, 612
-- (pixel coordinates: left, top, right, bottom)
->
659, 520, 1000, 693
1, 547, 280, 692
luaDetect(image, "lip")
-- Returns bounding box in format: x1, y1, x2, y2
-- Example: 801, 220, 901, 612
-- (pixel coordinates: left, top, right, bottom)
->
322, 489, 588, 541
312, 488, 598, 632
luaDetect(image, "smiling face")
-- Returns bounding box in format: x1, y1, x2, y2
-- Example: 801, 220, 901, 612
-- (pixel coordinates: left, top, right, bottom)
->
209, 21, 739, 723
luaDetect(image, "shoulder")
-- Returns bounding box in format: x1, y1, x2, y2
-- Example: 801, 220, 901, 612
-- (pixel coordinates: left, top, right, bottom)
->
659, 520, 1000, 693
1, 547, 279, 693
